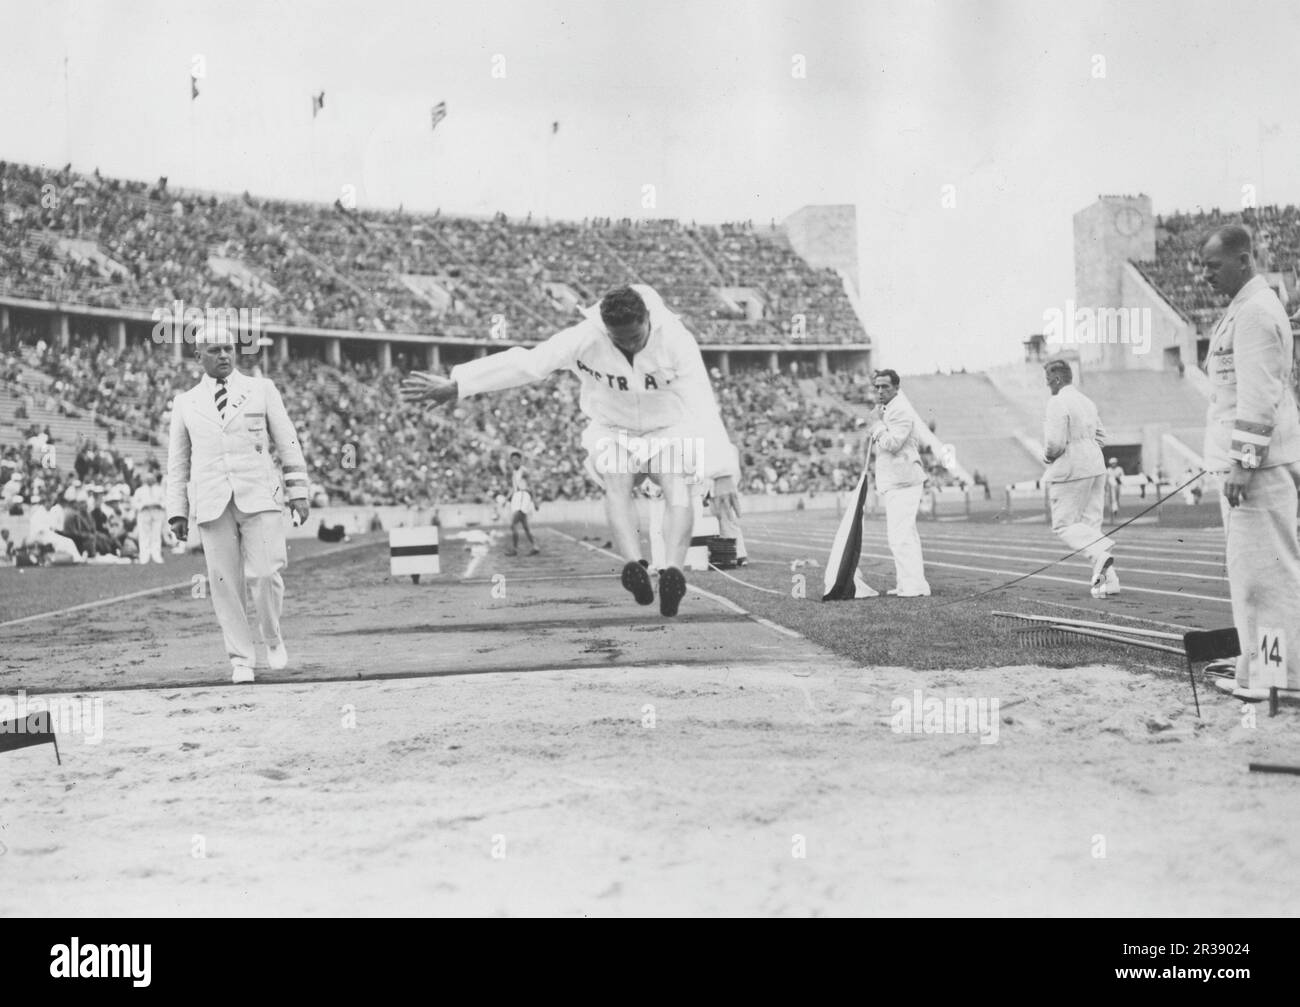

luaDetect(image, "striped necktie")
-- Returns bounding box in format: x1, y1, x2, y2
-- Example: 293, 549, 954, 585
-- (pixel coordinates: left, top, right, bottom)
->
214, 377, 228, 419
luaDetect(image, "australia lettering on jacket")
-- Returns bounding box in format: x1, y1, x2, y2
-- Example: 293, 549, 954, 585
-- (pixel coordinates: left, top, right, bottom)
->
574, 357, 662, 391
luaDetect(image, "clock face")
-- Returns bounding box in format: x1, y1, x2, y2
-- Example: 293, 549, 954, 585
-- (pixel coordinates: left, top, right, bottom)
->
1115, 206, 1144, 237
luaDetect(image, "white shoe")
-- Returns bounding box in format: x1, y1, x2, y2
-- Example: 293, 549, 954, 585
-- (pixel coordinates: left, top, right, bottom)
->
231, 663, 255, 684
1214, 677, 1269, 701
267, 641, 288, 671
1103, 567, 1120, 595
1091, 553, 1114, 589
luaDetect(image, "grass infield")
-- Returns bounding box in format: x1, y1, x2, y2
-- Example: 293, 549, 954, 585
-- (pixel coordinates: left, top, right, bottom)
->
694, 562, 1190, 673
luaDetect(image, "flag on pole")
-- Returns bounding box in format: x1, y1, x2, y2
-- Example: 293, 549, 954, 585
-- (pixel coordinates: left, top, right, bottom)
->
312, 91, 325, 118
190, 75, 199, 101
822, 468, 879, 600
431, 101, 448, 131
552, 120, 559, 135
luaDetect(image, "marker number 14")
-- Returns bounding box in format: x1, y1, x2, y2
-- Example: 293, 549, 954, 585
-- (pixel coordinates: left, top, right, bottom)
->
1254, 628, 1287, 689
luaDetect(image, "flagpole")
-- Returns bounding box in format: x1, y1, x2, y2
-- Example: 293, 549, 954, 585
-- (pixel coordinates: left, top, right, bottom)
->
310, 103, 317, 204
543, 121, 555, 224
63, 52, 71, 166
188, 80, 197, 193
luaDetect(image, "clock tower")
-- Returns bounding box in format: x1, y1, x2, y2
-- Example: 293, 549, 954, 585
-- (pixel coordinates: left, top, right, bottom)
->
1072, 194, 1156, 367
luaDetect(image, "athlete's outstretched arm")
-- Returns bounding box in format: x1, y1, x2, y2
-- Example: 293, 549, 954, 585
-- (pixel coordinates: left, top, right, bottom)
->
400, 323, 588, 407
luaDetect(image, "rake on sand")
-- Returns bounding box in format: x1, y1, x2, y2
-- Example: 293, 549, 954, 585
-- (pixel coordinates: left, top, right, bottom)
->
994, 611, 1210, 717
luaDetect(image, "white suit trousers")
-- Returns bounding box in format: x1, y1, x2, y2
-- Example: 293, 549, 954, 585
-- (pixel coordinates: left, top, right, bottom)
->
882, 483, 929, 595
198, 500, 287, 668
1220, 463, 1300, 690
137, 508, 165, 564
1049, 475, 1113, 564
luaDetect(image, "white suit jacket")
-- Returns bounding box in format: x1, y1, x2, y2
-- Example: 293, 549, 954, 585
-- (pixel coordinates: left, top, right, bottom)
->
167, 370, 309, 524
1203, 275, 1300, 471
1043, 384, 1106, 483
869, 391, 942, 492
449, 284, 737, 480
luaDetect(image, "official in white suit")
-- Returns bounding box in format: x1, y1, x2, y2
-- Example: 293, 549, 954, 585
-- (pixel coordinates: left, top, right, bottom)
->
167, 331, 310, 683
1201, 224, 1300, 698
1042, 359, 1119, 597
866, 370, 942, 597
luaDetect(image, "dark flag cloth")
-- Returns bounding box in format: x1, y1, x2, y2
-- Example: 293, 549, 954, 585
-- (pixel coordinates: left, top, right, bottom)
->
431, 101, 448, 131
312, 91, 325, 117
190, 75, 199, 101
552, 120, 559, 135
0, 710, 60, 764
822, 468, 880, 601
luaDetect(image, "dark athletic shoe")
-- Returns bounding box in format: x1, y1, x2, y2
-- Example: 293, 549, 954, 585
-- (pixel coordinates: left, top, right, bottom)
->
621, 560, 655, 605
659, 566, 687, 617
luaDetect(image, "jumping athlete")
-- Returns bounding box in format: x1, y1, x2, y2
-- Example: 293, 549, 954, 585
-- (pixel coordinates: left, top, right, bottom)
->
400, 284, 740, 616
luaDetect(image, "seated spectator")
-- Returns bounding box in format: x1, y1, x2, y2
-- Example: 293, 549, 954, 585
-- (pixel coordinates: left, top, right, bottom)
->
24, 493, 83, 562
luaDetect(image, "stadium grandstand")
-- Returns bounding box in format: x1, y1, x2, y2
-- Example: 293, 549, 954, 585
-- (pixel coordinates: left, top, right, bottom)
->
8, 166, 1300, 537
0, 161, 867, 349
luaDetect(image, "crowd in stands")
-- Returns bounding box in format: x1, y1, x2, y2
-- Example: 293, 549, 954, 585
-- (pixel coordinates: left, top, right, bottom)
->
1, 426, 157, 564
1136, 204, 1300, 322
280, 358, 871, 506
37, 340, 187, 440
0, 160, 866, 347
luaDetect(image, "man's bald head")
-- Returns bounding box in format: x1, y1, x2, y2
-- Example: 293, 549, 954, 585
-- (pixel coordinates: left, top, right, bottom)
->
1209, 224, 1253, 258
1201, 224, 1255, 298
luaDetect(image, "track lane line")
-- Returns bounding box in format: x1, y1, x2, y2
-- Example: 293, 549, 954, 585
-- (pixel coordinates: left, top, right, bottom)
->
744, 536, 1232, 605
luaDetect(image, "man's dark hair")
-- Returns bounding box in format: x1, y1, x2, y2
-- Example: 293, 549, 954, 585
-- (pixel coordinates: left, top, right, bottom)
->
1209, 224, 1253, 258
873, 369, 901, 388
1045, 359, 1073, 383
599, 287, 648, 329
509, 451, 522, 460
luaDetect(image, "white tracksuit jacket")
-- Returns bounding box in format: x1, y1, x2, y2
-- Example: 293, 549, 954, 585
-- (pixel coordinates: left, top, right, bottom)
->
450, 285, 738, 480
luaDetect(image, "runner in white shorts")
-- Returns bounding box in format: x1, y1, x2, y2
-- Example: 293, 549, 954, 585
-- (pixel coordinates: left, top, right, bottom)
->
400, 284, 740, 616
505, 450, 540, 556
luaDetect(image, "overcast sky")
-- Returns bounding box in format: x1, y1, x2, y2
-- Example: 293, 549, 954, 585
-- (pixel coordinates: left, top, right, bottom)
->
2, 0, 1298, 372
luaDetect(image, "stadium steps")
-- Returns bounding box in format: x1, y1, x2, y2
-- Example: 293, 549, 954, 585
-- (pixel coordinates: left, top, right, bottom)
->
988, 361, 1207, 452
238, 201, 393, 328
1075, 370, 1208, 430
682, 231, 729, 285
588, 230, 645, 286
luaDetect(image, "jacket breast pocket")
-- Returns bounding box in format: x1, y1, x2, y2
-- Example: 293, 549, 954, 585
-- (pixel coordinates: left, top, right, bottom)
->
1209, 352, 1235, 384
244, 413, 267, 453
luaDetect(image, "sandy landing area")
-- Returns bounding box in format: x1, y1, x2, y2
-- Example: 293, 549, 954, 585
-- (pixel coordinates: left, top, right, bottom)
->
3, 661, 1298, 917
2, 538, 1297, 916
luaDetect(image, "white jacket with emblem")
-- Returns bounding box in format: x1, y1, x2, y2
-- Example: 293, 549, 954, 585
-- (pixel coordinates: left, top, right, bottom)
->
1203, 274, 1300, 472
166, 370, 310, 524
450, 284, 737, 480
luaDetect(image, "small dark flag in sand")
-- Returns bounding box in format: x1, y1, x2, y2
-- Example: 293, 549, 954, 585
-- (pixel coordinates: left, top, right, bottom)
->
0, 710, 61, 764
